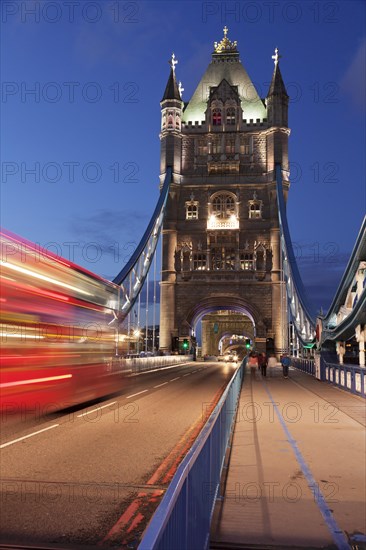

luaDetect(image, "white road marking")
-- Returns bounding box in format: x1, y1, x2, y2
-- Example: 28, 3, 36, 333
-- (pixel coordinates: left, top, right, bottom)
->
0, 425, 59, 449
126, 390, 148, 399
183, 373, 191, 377
77, 402, 117, 418
169, 377, 180, 382
154, 382, 168, 388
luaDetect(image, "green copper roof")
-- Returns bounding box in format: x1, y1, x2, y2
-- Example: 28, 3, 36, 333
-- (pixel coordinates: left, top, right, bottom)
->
183, 30, 267, 124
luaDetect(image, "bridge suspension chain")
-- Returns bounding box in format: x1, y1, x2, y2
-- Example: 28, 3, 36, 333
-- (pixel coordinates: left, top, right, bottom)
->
276, 164, 316, 347
113, 167, 172, 321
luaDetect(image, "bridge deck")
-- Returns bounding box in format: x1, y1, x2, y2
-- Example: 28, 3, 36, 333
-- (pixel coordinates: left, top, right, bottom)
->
210, 365, 366, 549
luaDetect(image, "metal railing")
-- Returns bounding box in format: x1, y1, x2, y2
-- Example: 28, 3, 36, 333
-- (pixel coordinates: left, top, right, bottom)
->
109, 355, 193, 376
138, 362, 244, 550
291, 357, 315, 376
322, 360, 366, 398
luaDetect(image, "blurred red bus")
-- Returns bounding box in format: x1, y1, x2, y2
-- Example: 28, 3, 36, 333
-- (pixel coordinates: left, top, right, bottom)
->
0, 229, 125, 414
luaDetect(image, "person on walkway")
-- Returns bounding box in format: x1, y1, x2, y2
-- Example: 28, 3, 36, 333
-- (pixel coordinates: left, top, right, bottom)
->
259, 352, 267, 377
267, 354, 277, 377
280, 353, 291, 378
248, 351, 258, 375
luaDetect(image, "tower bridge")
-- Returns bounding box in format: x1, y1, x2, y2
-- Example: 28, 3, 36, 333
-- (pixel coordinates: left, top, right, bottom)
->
0, 28, 365, 550
159, 32, 291, 357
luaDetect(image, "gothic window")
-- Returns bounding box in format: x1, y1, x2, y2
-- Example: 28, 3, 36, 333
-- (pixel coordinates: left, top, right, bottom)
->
249, 202, 262, 219
182, 250, 190, 271
240, 136, 250, 155
197, 139, 207, 156
211, 248, 236, 271
185, 200, 199, 220
193, 254, 206, 270
225, 248, 236, 270
212, 194, 235, 219
212, 108, 222, 126
175, 112, 181, 130
211, 232, 235, 245
255, 248, 265, 270
226, 108, 236, 125
211, 250, 223, 270
240, 253, 254, 270
212, 139, 221, 154
225, 138, 235, 154
167, 111, 174, 128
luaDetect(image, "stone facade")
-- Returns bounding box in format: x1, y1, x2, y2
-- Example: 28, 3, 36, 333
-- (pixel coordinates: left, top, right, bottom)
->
159, 33, 289, 356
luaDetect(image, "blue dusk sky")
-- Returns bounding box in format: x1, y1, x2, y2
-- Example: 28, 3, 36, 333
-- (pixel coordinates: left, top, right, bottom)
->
1, 0, 365, 313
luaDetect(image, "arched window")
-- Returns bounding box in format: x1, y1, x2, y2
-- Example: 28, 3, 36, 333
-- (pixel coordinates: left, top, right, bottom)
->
212, 194, 235, 219
256, 248, 265, 271
248, 201, 262, 219
167, 111, 174, 128
185, 200, 199, 220
226, 108, 236, 125
175, 112, 181, 130
212, 108, 222, 126
208, 192, 239, 229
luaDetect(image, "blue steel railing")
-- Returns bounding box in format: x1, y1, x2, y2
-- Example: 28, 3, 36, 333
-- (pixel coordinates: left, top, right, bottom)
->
138, 362, 244, 550
292, 357, 315, 376
321, 360, 366, 398
112, 167, 172, 319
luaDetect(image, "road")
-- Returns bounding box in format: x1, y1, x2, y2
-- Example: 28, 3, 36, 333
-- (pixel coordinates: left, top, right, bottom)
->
0, 360, 238, 548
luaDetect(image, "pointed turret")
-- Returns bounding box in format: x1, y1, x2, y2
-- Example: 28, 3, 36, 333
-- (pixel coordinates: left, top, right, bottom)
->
162, 54, 182, 101
266, 48, 289, 127
266, 48, 290, 176
268, 48, 288, 98
160, 53, 183, 176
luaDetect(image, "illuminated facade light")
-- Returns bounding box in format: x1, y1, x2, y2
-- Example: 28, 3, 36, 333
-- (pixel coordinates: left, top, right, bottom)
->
207, 215, 239, 230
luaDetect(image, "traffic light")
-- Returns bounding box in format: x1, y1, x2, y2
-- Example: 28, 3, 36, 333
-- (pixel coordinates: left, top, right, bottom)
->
245, 339, 251, 349
183, 339, 189, 350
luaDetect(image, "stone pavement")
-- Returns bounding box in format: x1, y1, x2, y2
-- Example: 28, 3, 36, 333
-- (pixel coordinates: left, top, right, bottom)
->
210, 365, 366, 549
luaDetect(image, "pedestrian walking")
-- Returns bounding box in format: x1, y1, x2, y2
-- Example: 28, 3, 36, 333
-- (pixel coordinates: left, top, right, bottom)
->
280, 352, 291, 378
259, 352, 267, 377
267, 354, 277, 377
248, 351, 258, 376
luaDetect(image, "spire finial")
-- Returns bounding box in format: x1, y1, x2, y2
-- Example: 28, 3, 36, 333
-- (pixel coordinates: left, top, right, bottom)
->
178, 81, 184, 97
272, 47, 282, 66
169, 52, 178, 72
223, 25, 228, 37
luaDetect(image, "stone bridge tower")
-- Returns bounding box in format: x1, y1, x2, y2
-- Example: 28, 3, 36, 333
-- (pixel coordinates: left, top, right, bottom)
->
159, 30, 289, 356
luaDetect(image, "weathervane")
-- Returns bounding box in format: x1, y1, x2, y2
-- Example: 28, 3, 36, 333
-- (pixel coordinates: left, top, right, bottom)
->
169, 52, 178, 72
272, 47, 282, 65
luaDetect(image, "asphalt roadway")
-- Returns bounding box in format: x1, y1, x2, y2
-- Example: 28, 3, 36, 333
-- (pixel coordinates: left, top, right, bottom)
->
0, 360, 238, 548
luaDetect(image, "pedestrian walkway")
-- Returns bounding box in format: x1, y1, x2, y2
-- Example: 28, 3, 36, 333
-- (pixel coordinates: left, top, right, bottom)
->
210, 365, 366, 549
